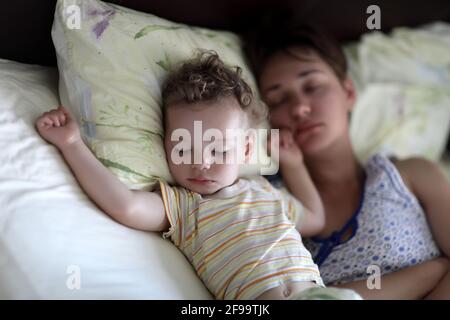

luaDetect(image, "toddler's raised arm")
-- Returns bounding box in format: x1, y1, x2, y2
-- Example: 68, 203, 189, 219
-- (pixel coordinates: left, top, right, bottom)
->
35, 106, 168, 232
275, 129, 325, 237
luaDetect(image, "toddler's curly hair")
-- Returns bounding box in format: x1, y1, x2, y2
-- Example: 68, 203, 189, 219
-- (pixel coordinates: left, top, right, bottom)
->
162, 50, 267, 127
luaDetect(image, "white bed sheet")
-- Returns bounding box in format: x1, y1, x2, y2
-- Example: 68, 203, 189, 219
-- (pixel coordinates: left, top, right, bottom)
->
0, 58, 211, 299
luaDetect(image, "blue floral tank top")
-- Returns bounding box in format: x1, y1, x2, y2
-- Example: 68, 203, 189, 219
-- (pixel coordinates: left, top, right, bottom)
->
267, 153, 441, 285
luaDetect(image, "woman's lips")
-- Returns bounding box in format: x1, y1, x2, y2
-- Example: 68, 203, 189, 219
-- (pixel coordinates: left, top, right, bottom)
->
295, 123, 323, 139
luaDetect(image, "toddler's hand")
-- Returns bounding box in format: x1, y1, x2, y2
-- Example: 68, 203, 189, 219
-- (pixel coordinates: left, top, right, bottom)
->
269, 129, 304, 168
35, 106, 82, 150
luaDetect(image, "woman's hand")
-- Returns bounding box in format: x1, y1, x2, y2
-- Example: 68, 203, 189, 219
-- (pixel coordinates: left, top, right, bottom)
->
35, 106, 82, 150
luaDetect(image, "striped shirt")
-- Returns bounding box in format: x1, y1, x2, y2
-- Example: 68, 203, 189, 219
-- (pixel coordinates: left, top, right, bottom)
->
158, 176, 324, 300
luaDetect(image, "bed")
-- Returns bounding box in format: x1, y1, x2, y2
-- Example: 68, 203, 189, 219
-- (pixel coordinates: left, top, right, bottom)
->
1, 0, 450, 299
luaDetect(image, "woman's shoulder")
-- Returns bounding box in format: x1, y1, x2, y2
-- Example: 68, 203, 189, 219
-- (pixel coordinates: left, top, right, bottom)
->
391, 156, 438, 171
391, 156, 443, 194
366, 153, 437, 171
366, 153, 440, 195
363, 153, 415, 196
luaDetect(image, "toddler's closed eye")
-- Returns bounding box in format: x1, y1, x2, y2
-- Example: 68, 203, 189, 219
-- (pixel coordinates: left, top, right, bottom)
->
175, 148, 191, 157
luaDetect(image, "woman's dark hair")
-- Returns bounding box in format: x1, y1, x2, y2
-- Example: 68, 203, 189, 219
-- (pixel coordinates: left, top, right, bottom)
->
243, 13, 348, 83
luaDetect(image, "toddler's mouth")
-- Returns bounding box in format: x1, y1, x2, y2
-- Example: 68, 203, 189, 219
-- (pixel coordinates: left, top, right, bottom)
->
188, 177, 215, 184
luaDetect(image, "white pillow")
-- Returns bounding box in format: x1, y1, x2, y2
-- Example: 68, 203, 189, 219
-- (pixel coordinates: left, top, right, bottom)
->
350, 83, 450, 163
0, 58, 211, 299
345, 23, 450, 162
52, 0, 268, 191
347, 22, 450, 88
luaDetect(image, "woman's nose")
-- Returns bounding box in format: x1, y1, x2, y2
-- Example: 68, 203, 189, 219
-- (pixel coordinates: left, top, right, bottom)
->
290, 96, 311, 121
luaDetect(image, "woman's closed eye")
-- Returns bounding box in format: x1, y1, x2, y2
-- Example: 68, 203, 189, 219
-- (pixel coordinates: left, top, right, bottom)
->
270, 96, 289, 108
304, 83, 323, 94
303, 78, 328, 95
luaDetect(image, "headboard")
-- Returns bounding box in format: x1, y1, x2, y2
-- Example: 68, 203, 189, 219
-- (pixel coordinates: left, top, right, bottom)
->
1, 0, 450, 67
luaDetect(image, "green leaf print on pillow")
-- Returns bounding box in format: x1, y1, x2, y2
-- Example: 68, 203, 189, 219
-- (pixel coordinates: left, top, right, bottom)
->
134, 25, 183, 39
156, 53, 172, 72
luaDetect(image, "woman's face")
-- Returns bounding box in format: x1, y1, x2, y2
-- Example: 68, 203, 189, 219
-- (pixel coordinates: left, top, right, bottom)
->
259, 47, 356, 156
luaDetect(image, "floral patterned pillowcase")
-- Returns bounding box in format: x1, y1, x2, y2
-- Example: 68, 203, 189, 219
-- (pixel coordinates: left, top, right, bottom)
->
350, 83, 450, 163
52, 0, 260, 190
345, 23, 450, 164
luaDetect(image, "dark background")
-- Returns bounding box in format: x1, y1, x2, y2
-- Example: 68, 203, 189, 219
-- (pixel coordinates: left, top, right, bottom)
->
1, 0, 450, 151
1, 0, 450, 67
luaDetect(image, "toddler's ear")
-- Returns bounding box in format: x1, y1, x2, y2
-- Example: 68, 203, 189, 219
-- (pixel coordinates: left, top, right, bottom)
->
244, 130, 256, 163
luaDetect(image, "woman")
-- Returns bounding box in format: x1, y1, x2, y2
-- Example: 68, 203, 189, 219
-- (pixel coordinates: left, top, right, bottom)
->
244, 21, 450, 299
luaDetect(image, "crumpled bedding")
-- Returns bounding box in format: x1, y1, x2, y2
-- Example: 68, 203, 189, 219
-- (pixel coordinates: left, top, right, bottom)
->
0, 58, 211, 299
346, 22, 450, 163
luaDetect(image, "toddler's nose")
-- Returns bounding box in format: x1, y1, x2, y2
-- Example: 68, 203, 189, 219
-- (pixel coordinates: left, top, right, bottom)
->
192, 149, 214, 170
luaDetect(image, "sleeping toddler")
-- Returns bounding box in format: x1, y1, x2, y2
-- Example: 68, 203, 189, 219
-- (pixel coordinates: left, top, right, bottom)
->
35, 51, 361, 300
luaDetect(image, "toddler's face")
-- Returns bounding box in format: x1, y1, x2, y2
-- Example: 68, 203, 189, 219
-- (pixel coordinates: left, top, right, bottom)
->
164, 99, 252, 195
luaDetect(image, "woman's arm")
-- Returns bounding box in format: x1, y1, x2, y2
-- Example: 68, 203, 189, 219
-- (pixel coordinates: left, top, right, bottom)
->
334, 257, 449, 299
36, 106, 168, 232
394, 158, 450, 257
